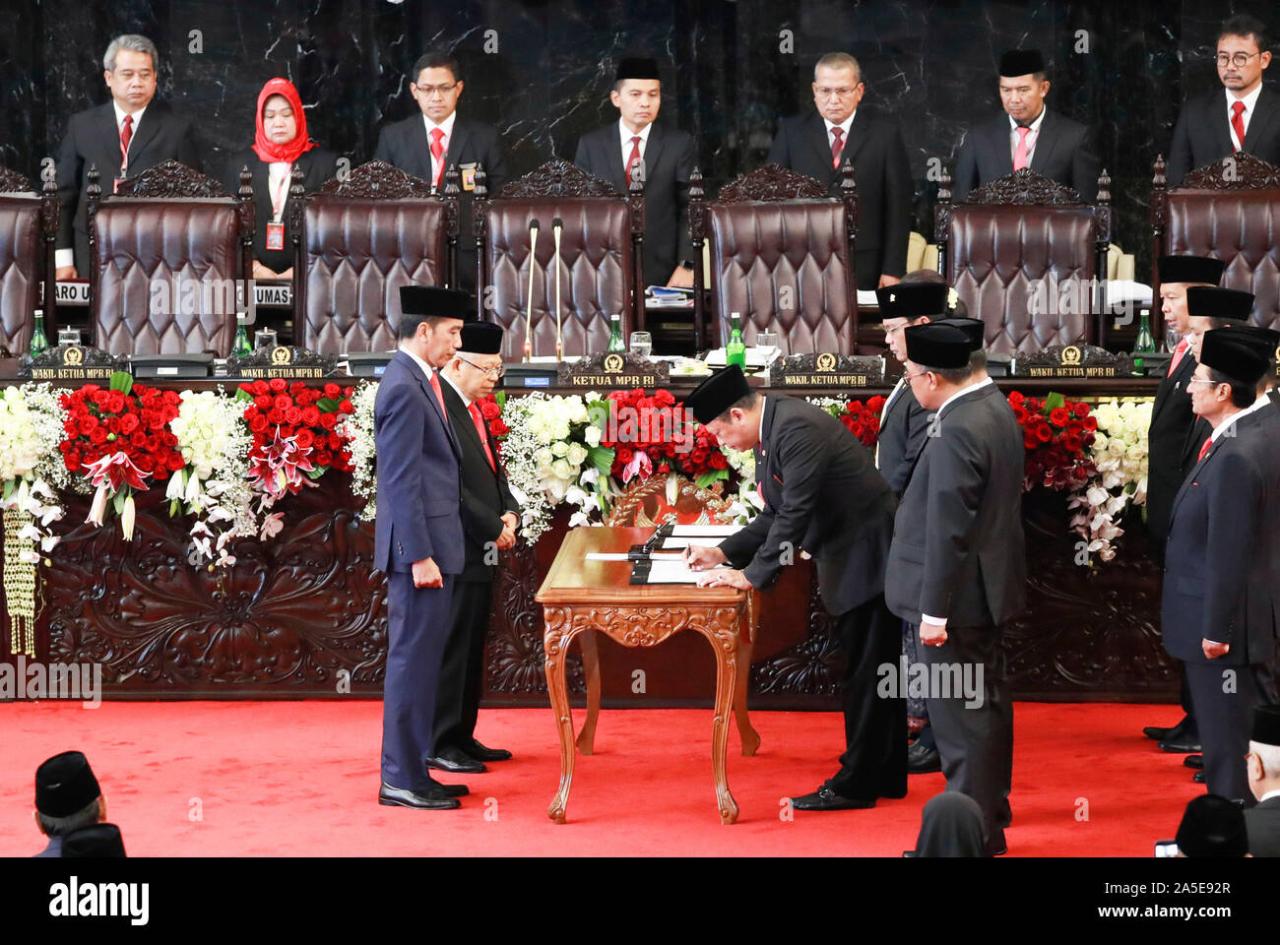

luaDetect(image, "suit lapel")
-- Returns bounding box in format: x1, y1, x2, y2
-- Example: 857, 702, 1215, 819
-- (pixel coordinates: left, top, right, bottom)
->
806, 113, 835, 179
1170, 432, 1222, 522
443, 379, 487, 460
444, 119, 471, 176
840, 110, 869, 170
1245, 86, 1280, 156
396, 351, 459, 454
1029, 110, 1060, 176
126, 102, 164, 171
96, 103, 124, 177
409, 117, 434, 181
1153, 352, 1195, 419
609, 125, 630, 192
642, 123, 667, 187
1212, 92, 1236, 156
990, 115, 1014, 176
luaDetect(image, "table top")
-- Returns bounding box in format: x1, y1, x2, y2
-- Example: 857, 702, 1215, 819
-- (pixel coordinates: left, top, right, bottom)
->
535, 526, 747, 607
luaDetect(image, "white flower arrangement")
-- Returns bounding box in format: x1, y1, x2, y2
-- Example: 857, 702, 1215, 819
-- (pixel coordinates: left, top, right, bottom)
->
337, 381, 379, 522
167, 389, 256, 568
1068, 397, 1152, 562
720, 445, 764, 523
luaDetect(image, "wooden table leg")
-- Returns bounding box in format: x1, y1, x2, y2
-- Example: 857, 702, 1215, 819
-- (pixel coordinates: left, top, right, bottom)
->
697, 616, 740, 825
576, 629, 600, 755
544, 611, 579, 824
734, 632, 761, 757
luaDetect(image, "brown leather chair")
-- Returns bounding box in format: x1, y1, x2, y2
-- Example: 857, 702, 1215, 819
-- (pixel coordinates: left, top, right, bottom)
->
87, 160, 250, 357
477, 159, 642, 361
1151, 151, 1280, 335
937, 167, 1111, 356
0, 166, 56, 356
296, 160, 458, 354
692, 163, 858, 354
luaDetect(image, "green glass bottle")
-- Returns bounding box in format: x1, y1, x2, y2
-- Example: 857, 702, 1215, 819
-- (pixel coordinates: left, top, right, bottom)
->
29, 309, 49, 357
234, 313, 253, 358
607, 313, 625, 353
1132, 309, 1155, 376
726, 312, 746, 369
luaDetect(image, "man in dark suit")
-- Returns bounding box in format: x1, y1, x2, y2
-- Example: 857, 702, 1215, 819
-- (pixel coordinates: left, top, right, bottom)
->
885, 324, 1027, 855
54, 34, 201, 279
1167, 14, 1280, 186
766, 51, 912, 291
951, 49, 1100, 202
1163, 324, 1280, 802
573, 57, 696, 289
1142, 258, 1226, 752
427, 321, 521, 774
683, 366, 905, 811
374, 285, 472, 810
373, 51, 507, 294
1246, 705, 1280, 855
32, 751, 107, 858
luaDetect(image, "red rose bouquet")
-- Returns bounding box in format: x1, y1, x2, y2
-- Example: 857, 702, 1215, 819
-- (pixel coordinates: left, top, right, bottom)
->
1007, 389, 1097, 492
602, 387, 728, 487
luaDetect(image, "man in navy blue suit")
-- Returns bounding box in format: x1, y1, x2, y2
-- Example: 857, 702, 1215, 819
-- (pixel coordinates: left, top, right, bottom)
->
374, 285, 472, 810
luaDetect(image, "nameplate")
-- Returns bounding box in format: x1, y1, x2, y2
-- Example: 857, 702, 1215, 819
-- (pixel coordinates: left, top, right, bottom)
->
20, 345, 122, 380
557, 352, 669, 388
227, 345, 335, 379
1012, 344, 1134, 378
768, 352, 884, 388
47, 282, 293, 309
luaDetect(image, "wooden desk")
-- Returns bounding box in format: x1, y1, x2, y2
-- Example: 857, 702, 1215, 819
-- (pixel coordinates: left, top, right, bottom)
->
535, 526, 758, 824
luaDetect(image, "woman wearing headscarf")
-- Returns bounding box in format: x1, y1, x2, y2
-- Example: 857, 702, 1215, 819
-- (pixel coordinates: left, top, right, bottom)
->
224, 77, 338, 280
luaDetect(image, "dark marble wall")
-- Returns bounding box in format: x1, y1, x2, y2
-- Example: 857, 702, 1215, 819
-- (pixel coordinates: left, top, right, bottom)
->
1, 0, 1274, 270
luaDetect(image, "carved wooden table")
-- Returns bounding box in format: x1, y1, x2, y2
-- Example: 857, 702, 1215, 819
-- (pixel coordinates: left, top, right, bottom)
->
536, 526, 758, 824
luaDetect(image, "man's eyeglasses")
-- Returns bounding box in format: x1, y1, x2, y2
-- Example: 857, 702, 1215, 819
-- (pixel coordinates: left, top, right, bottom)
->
814, 86, 859, 99
458, 356, 504, 379
1186, 377, 1219, 388
903, 370, 930, 383
415, 82, 459, 97
1216, 52, 1262, 68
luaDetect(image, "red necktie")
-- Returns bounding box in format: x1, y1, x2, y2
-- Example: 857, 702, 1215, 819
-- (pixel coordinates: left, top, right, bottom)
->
626, 135, 643, 186
468, 402, 497, 471
120, 114, 134, 172
830, 127, 845, 169
429, 127, 446, 188
1232, 101, 1247, 149
1167, 338, 1188, 377
1013, 126, 1032, 171
1197, 436, 1213, 463
428, 370, 447, 414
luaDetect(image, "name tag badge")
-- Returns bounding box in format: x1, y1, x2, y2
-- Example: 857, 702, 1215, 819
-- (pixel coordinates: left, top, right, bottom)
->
265, 222, 285, 251
460, 164, 476, 192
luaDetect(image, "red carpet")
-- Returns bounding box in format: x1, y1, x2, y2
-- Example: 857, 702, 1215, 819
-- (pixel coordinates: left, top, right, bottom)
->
0, 701, 1200, 856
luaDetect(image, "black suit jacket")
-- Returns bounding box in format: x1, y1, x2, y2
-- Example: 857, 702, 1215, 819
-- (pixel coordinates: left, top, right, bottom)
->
1162, 405, 1280, 665
717, 396, 896, 616
574, 121, 694, 286
876, 377, 932, 496
1146, 352, 1203, 543
1167, 86, 1280, 186
951, 109, 1100, 202
1246, 795, 1280, 857
885, 383, 1027, 627
440, 378, 520, 583
373, 113, 507, 292
221, 147, 339, 275
766, 109, 912, 289
56, 100, 202, 275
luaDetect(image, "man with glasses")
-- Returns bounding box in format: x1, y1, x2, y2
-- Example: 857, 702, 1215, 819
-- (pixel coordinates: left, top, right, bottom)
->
951, 49, 1099, 202
427, 321, 520, 775
766, 51, 911, 291
1167, 14, 1280, 186
374, 51, 507, 293
54, 34, 201, 280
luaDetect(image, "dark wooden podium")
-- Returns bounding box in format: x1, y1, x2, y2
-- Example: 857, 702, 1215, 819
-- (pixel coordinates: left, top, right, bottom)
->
535, 526, 759, 824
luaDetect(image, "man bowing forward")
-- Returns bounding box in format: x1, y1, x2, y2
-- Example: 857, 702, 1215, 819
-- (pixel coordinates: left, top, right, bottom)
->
374, 286, 471, 810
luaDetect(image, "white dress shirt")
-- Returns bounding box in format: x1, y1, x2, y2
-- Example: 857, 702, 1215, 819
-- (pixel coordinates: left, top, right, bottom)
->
423, 110, 457, 183
824, 114, 855, 161
619, 119, 654, 167
1227, 84, 1263, 151
1008, 107, 1047, 166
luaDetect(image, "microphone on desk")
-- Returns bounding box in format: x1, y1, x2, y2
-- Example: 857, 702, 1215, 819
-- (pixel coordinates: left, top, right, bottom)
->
524, 218, 540, 362
552, 217, 564, 361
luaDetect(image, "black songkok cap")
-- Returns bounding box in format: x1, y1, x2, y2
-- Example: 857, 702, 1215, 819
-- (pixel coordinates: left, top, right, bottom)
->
400, 286, 474, 319
932, 317, 985, 352
1175, 795, 1249, 858
876, 283, 950, 319
1157, 255, 1225, 286
904, 324, 972, 369
1252, 704, 1280, 747
999, 49, 1046, 77
459, 321, 503, 355
1199, 328, 1269, 387
1185, 286, 1254, 321
616, 57, 660, 82
35, 751, 101, 817
684, 365, 751, 425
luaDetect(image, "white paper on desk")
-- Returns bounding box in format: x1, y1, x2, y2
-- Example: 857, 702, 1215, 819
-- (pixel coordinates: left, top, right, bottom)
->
643, 560, 721, 584
669, 524, 742, 538
585, 551, 686, 562
659, 537, 723, 550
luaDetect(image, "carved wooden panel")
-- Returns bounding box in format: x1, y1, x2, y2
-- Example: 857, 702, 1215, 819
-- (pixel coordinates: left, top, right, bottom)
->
717, 163, 830, 202
960, 167, 1085, 206
317, 159, 435, 199
115, 160, 230, 199
0, 165, 34, 193
1179, 151, 1280, 191
496, 159, 620, 199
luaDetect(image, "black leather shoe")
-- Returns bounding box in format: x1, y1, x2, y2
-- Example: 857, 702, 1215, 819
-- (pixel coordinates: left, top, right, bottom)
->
431, 780, 469, 797
466, 740, 513, 762
1183, 754, 1204, 769
426, 746, 487, 773
1158, 738, 1203, 754
378, 782, 460, 810
1145, 716, 1195, 742
1193, 771, 1206, 784
907, 741, 942, 774
1143, 724, 1176, 741
789, 786, 876, 811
